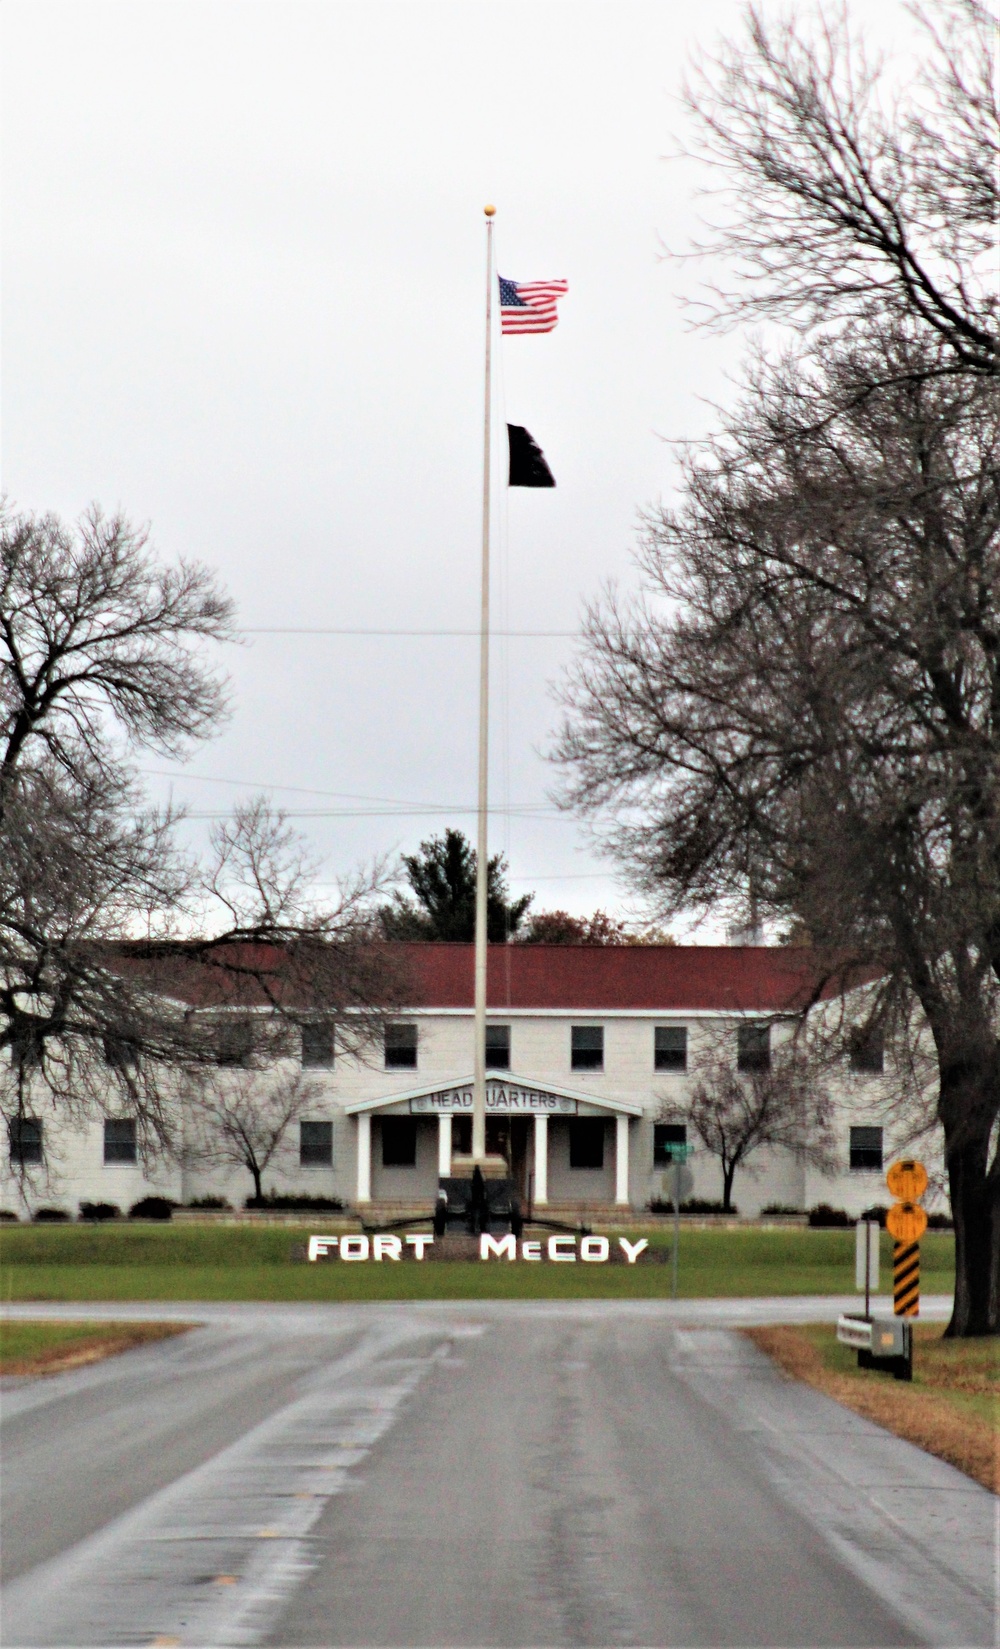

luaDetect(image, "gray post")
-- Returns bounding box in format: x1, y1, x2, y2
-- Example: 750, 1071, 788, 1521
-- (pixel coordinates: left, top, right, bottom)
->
672, 1154, 680, 1299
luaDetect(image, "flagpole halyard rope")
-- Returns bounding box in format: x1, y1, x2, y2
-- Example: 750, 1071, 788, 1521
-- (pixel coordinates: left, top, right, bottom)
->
495, 305, 513, 1007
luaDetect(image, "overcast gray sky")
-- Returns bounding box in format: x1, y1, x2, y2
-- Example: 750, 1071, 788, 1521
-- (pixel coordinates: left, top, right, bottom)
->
3, 0, 915, 930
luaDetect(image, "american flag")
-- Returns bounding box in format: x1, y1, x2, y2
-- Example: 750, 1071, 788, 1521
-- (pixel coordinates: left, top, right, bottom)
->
499, 276, 568, 334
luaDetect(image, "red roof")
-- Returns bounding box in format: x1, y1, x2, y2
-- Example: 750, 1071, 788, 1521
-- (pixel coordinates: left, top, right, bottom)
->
395, 943, 857, 1013
115, 940, 868, 1014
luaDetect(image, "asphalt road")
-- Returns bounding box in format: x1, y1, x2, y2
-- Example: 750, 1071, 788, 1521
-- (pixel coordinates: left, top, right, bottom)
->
0, 1298, 994, 1648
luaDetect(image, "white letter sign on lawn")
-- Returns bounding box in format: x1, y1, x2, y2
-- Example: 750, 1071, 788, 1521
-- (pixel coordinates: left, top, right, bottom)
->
307, 1230, 650, 1263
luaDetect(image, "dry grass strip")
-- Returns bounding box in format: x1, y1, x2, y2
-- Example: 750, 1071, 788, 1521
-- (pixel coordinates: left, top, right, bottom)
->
744, 1324, 999, 1495
1, 1320, 192, 1377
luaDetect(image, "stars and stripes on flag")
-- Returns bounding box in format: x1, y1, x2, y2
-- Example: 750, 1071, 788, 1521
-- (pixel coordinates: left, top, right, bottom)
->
499, 276, 568, 334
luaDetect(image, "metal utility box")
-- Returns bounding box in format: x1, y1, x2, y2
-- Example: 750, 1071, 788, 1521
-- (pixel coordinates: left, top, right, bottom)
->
869, 1318, 909, 1359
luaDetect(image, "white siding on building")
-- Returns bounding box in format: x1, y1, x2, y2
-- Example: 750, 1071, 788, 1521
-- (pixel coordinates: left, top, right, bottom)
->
0, 982, 945, 1219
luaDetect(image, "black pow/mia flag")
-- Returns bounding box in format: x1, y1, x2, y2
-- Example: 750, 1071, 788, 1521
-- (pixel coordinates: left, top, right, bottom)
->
507, 424, 555, 487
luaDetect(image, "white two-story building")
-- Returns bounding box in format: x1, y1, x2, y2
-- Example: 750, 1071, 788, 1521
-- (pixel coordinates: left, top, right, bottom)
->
1, 943, 937, 1219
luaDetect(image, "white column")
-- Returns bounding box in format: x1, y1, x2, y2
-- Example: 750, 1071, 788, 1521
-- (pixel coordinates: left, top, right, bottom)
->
356, 1113, 372, 1204
615, 1114, 630, 1206
534, 1113, 548, 1206
438, 1113, 452, 1178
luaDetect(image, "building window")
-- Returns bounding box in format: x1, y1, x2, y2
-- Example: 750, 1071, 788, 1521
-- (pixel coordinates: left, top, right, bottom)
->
381, 1117, 417, 1167
569, 1119, 605, 1168
653, 1122, 687, 1167
8, 1116, 42, 1165
104, 1118, 137, 1164
485, 1024, 510, 1070
654, 1027, 687, 1072
737, 1022, 771, 1072
301, 1022, 334, 1069
10, 1026, 41, 1069
300, 1120, 333, 1166
103, 1034, 138, 1070
849, 1031, 884, 1075
571, 1025, 604, 1071
384, 1023, 418, 1069
850, 1126, 884, 1171
216, 1019, 254, 1067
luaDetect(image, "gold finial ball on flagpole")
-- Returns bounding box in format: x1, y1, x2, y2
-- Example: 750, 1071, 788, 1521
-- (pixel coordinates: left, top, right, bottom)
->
484, 204, 496, 217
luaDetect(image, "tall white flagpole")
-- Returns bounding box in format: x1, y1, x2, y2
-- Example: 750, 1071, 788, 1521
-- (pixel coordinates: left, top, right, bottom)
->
472, 204, 495, 1167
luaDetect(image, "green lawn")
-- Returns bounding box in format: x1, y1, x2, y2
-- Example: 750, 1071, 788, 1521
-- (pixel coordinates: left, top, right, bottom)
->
0, 1223, 955, 1302
0, 1318, 190, 1373
1, 1320, 129, 1361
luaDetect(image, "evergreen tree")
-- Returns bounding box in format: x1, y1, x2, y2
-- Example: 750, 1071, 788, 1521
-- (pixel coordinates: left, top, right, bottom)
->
380, 829, 531, 942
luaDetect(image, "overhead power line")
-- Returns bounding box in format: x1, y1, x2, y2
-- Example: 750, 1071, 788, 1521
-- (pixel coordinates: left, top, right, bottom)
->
182, 807, 568, 821
140, 768, 563, 815
304, 872, 616, 886
240, 627, 577, 637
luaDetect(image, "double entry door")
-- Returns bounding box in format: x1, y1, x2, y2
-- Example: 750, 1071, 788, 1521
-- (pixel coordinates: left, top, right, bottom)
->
451, 1113, 530, 1197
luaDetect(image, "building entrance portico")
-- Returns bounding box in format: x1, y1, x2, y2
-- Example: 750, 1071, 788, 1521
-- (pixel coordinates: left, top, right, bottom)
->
344, 1076, 641, 1211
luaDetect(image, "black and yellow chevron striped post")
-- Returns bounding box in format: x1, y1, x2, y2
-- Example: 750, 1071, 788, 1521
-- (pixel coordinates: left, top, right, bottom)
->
893, 1240, 920, 1317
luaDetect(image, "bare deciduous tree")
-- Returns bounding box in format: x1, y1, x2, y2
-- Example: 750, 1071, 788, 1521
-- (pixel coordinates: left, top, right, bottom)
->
557, 1, 998, 1337
0, 504, 233, 1166
183, 1070, 324, 1204
517, 909, 630, 945
0, 505, 401, 1189
678, 1026, 836, 1211
0, 503, 234, 794
187, 796, 400, 1066
556, 323, 1000, 1335
677, 1, 997, 377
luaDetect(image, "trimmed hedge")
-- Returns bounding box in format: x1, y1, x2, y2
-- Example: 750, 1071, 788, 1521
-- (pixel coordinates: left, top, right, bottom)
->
649, 1197, 737, 1215
245, 1193, 345, 1212
127, 1196, 178, 1221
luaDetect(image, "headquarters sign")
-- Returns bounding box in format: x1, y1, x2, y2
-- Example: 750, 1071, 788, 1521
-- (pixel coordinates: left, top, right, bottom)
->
409, 1082, 577, 1115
